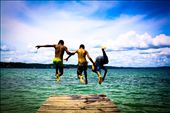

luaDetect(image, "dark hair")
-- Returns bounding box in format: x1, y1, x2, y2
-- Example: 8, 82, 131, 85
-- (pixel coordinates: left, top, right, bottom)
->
79, 44, 85, 49
58, 40, 64, 45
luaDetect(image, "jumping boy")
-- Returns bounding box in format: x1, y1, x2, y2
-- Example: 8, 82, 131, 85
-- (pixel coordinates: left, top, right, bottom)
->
92, 47, 109, 84
36, 40, 73, 81
65, 44, 95, 84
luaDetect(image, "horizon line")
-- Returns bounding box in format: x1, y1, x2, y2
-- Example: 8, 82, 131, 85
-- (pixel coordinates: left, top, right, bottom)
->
1, 62, 170, 68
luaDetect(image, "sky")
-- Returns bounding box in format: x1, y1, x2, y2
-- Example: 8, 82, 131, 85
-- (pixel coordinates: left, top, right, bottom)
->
1, 0, 170, 67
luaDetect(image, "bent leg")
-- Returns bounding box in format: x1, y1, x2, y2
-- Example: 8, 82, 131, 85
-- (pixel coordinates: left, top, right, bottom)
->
56, 66, 63, 81
97, 71, 103, 84
102, 66, 107, 82
102, 49, 109, 64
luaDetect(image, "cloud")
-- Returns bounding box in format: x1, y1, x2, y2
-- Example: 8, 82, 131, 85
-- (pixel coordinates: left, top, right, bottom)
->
153, 34, 170, 47
0, 44, 16, 53
0, 45, 10, 51
104, 31, 170, 52
27, 44, 38, 53
1, 57, 13, 62
107, 48, 170, 67
139, 50, 161, 54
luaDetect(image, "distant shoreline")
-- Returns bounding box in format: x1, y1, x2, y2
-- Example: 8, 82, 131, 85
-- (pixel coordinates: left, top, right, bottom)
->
0, 62, 170, 69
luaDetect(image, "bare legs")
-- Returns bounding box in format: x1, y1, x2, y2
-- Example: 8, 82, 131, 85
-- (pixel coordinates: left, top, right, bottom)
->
97, 49, 109, 84
102, 49, 108, 64
97, 72, 103, 84
56, 66, 63, 81
84, 70, 88, 84
77, 66, 87, 84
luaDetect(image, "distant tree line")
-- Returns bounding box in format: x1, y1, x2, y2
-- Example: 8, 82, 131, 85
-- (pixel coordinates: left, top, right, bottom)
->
0, 62, 76, 69
0, 62, 169, 69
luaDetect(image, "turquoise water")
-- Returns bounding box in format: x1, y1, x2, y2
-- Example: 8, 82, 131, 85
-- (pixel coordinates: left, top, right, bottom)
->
1, 68, 170, 113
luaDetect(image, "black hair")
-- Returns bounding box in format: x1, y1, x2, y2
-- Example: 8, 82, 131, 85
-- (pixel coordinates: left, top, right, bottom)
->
58, 40, 64, 45
79, 44, 85, 49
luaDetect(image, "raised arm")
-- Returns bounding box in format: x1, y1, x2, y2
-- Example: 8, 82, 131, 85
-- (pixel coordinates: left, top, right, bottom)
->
36, 45, 55, 49
86, 51, 95, 64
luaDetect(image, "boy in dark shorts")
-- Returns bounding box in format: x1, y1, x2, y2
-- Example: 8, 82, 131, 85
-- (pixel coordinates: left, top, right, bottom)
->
65, 44, 95, 84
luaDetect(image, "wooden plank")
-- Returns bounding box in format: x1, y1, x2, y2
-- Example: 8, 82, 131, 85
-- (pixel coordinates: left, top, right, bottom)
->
37, 110, 118, 113
37, 94, 121, 113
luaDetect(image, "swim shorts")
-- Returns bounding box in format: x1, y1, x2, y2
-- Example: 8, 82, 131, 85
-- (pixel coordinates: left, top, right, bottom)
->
53, 58, 63, 67
77, 63, 87, 75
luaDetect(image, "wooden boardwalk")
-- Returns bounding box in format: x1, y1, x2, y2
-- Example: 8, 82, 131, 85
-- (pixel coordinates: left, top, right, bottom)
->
37, 94, 121, 113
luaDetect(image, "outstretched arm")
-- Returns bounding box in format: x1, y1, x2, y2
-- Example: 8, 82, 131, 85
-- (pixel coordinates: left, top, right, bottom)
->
64, 47, 70, 55
64, 50, 77, 61
36, 45, 55, 49
86, 51, 95, 65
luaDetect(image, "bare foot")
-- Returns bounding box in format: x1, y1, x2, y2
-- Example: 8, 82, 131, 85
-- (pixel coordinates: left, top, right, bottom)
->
56, 75, 60, 81
99, 77, 103, 84
101, 45, 107, 50
79, 76, 85, 84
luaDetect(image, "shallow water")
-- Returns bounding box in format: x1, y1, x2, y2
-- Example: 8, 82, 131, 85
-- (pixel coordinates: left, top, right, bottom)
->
1, 68, 170, 113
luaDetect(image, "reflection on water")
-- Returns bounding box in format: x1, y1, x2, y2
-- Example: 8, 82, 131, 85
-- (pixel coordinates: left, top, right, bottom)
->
1, 68, 170, 113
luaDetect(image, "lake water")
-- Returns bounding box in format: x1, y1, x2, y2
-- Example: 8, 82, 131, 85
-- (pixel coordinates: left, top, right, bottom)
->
1, 68, 170, 113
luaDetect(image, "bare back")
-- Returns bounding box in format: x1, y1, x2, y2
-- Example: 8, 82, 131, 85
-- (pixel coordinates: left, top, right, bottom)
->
76, 48, 88, 65
54, 44, 67, 60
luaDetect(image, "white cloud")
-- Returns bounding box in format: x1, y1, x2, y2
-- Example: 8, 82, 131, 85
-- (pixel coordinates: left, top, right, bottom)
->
0, 45, 9, 51
2, 57, 13, 62
27, 44, 38, 53
106, 31, 170, 51
153, 34, 170, 46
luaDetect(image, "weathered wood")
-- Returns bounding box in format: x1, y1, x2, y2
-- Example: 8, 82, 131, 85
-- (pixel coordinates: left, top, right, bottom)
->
37, 94, 121, 113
